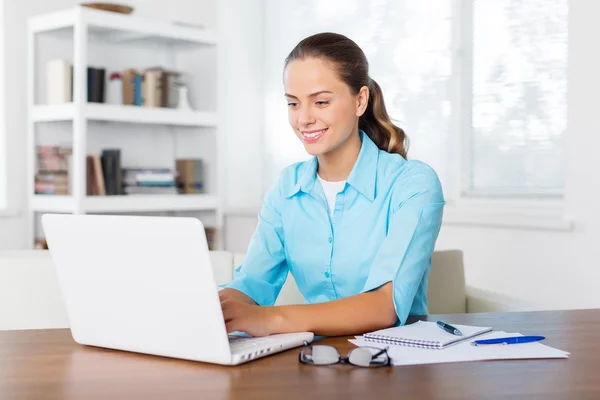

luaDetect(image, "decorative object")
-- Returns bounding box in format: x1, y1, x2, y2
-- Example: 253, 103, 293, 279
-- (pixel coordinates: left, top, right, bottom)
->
106, 72, 122, 104
80, 3, 134, 14
177, 84, 192, 110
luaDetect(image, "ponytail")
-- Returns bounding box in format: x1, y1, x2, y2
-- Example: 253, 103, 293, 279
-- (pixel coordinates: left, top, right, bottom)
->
359, 78, 408, 159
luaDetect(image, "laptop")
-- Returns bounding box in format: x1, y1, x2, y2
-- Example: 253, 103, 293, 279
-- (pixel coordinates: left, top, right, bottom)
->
41, 213, 313, 365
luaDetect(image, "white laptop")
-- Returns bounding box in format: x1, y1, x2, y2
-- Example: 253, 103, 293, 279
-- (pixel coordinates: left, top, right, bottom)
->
41, 213, 313, 365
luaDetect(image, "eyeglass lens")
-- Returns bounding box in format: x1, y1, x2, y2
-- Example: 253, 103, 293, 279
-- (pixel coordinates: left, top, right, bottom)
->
301, 345, 389, 367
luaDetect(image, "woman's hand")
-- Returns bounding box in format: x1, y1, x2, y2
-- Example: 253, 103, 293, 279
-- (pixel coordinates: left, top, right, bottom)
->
219, 291, 281, 337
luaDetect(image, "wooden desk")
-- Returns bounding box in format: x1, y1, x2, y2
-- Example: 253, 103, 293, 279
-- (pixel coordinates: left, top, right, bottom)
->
1, 310, 599, 400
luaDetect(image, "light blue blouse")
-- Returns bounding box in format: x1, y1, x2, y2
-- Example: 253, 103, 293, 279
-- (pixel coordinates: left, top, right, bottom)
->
222, 130, 445, 325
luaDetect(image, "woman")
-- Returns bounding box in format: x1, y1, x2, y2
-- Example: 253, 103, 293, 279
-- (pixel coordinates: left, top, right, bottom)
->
220, 32, 444, 337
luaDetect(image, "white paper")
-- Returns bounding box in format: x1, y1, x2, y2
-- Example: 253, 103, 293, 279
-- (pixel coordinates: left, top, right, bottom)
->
349, 331, 570, 366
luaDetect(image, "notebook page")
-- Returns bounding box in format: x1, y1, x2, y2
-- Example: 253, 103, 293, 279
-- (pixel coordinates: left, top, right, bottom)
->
364, 320, 492, 348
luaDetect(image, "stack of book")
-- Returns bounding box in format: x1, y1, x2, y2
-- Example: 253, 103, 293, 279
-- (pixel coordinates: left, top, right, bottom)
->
122, 67, 182, 108
122, 168, 179, 195
35, 146, 72, 195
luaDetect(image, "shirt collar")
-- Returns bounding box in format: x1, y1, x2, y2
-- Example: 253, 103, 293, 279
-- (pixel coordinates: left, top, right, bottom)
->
346, 130, 378, 201
285, 130, 379, 201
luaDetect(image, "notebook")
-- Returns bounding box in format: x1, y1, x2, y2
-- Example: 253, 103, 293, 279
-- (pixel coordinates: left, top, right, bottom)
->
363, 321, 493, 349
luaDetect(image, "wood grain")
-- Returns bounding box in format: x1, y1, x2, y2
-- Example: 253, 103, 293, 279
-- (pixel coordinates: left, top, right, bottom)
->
1, 309, 599, 400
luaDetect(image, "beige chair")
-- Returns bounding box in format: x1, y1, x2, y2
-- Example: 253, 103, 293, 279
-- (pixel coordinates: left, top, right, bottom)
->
427, 250, 466, 314
0, 249, 466, 330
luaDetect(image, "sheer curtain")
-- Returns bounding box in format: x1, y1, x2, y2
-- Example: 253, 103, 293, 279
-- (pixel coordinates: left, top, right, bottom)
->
469, 0, 567, 196
263, 0, 453, 192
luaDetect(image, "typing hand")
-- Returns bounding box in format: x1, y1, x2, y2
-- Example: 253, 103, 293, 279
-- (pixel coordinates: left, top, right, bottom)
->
219, 291, 278, 337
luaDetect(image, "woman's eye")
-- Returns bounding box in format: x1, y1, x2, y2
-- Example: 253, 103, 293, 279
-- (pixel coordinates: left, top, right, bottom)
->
287, 102, 298, 108
316, 101, 329, 106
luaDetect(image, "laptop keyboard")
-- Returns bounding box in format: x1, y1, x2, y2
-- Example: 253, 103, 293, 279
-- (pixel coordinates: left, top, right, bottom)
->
228, 336, 284, 353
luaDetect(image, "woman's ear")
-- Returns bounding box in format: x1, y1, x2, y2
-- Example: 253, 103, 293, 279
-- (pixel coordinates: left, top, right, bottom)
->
356, 85, 369, 117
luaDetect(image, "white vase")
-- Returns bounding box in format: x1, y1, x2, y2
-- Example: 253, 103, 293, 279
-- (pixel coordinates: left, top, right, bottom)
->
106, 78, 122, 105
177, 86, 192, 110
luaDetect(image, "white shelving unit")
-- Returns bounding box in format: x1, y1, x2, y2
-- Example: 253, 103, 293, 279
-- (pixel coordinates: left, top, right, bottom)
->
26, 6, 223, 248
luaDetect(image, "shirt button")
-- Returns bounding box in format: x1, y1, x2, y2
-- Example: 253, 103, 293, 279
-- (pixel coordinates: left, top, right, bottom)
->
328, 237, 333, 243
324, 271, 330, 278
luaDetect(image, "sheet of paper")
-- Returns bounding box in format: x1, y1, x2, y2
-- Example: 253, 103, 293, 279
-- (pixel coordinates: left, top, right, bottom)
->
348, 331, 569, 366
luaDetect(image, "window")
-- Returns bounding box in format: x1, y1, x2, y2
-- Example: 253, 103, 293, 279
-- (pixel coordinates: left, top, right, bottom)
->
465, 0, 568, 197
263, 0, 568, 216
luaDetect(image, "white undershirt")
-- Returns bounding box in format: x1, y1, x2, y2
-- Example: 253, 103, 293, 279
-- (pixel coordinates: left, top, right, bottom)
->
318, 175, 346, 217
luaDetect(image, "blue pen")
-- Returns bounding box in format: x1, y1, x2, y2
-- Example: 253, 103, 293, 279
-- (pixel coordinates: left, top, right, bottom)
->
470, 336, 545, 346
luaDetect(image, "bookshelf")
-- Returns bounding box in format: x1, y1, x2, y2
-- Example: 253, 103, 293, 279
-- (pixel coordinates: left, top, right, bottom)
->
27, 6, 223, 248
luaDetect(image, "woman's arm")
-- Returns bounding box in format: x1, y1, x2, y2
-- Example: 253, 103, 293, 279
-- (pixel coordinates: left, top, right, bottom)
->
271, 282, 397, 336
221, 283, 397, 337
219, 177, 289, 306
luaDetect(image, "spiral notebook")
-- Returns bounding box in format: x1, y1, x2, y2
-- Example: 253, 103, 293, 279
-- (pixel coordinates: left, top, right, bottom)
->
363, 321, 493, 349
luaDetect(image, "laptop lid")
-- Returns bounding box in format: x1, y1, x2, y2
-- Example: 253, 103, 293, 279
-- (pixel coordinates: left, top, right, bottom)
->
42, 213, 233, 364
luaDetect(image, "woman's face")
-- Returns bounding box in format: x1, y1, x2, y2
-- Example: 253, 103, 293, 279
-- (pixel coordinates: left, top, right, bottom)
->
284, 57, 368, 157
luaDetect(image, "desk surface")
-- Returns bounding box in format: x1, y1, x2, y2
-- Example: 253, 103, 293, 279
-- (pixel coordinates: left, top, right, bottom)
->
1, 309, 599, 400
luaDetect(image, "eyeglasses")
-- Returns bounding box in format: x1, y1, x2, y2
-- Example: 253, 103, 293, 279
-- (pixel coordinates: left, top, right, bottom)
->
298, 341, 391, 367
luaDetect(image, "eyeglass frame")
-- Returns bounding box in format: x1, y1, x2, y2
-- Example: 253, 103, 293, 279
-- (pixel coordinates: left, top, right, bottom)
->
298, 341, 392, 367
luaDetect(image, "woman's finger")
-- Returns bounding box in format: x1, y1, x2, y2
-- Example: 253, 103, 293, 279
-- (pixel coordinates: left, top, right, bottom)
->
222, 306, 236, 322
225, 319, 241, 334
220, 297, 234, 308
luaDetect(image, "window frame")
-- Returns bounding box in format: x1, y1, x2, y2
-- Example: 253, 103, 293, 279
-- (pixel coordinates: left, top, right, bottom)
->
444, 0, 571, 231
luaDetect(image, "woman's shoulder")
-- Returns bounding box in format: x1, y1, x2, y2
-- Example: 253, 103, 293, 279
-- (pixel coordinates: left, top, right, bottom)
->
378, 153, 444, 204
267, 158, 315, 198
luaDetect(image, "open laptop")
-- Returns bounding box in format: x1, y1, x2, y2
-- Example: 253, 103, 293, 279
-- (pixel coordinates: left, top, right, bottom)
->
41, 213, 313, 365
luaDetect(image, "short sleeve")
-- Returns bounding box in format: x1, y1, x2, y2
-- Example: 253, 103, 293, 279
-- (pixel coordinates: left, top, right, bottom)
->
219, 180, 289, 306
361, 163, 445, 325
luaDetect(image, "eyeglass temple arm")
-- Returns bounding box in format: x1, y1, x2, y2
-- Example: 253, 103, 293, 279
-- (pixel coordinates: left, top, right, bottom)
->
371, 347, 388, 358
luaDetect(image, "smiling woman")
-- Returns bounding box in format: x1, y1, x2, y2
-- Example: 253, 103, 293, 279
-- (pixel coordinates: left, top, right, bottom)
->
219, 32, 445, 338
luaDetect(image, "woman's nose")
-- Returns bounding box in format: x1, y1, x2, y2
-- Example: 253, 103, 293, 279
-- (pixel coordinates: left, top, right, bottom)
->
297, 105, 315, 126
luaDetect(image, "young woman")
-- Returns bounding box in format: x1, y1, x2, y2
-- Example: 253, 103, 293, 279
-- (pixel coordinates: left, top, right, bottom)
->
220, 32, 444, 337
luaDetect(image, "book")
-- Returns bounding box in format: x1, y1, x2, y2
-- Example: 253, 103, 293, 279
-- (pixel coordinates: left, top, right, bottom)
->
87, 67, 105, 103
175, 159, 204, 194
100, 149, 122, 195
363, 321, 492, 349
46, 59, 72, 104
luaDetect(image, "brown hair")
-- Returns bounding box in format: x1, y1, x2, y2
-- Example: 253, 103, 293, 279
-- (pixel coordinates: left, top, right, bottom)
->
284, 32, 408, 158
